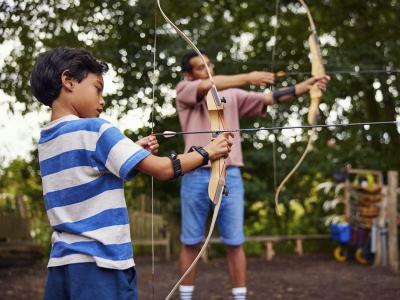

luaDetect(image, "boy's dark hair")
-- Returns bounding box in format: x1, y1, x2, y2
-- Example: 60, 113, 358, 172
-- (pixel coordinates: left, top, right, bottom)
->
181, 49, 208, 73
30, 47, 109, 107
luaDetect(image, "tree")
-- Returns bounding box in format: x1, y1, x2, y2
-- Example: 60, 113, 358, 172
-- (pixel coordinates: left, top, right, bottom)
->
1, 0, 399, 241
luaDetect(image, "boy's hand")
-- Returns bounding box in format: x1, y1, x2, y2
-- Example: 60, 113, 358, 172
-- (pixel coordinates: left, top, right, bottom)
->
136, 135, 159, 154
248, 71, 275, 86
204, 132, 234, 161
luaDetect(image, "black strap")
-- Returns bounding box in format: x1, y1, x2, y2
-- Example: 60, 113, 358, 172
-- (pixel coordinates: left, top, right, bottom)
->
272, 85, 296, 104
168, 151, 183, 179
189, 146, 209, 166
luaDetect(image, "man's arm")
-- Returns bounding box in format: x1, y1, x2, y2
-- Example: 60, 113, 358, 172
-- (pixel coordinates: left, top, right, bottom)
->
197, 71, 275, 99
263, 75, 330, 105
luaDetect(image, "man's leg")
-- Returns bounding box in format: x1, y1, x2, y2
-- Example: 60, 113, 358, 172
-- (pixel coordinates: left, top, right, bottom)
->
179, 168, 212, 299
179, 243, 202, 291
217, 167, 247, 299
225, 245, 246, 287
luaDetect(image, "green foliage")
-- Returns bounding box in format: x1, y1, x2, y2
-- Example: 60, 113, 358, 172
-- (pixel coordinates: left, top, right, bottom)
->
0, 153, 51, 254
1, 0, 399, 253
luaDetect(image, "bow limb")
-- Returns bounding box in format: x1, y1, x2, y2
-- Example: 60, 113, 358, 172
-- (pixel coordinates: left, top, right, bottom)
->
156, 0, 214, 83
157, 1, 227, 299
164, 91, 226, 300
301, 0, 326, 125
274, 0, 325, 214
164, 195, 223, 300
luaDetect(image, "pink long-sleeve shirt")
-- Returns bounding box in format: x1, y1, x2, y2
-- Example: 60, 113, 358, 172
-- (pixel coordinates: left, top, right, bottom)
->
176, 79, 267, 167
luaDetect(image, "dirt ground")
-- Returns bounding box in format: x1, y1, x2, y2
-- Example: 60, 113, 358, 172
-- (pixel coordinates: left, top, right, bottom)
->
0, 253, 399, 300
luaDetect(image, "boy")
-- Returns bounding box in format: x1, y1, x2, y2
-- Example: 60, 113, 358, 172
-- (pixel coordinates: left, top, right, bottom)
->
30, 47, 233, 300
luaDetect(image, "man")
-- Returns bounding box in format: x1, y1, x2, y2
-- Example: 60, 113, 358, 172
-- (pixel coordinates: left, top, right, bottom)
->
175, 49, 329, 300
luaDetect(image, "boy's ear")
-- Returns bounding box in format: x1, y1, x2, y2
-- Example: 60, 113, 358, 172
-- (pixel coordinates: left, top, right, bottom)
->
61, 70, 75, 92
183, 71, 194, 81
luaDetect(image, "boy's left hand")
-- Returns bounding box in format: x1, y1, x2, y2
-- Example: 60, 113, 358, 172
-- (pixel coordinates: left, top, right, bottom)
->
136, 135, 159, 154
300, 75, 331, 93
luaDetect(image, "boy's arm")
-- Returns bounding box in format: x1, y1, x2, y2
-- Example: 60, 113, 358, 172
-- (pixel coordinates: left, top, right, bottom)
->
134, 132, 233, 180
197, 71, 275, 99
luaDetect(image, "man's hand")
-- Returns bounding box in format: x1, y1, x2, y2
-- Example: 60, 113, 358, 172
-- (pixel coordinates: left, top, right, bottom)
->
136, 134, 159, 154
204, 132, 234, 161
247, 71, 275, 86
296, 75, 331, 94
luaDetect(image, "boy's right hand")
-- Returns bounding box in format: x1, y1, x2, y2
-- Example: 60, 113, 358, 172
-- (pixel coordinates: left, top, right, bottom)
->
204, 132, 234, 161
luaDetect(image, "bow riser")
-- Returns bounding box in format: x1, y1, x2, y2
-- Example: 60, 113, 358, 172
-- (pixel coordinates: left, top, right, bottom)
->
206, 88, 226, 203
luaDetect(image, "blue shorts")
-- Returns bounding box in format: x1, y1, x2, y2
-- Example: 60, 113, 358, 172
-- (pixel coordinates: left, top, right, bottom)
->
44, 263, 137, 300
180, 166, 245, 246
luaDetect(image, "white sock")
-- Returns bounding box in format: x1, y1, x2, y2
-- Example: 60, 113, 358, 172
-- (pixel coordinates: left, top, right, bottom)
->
179, 285, 194, 300
232, 287, 247, 300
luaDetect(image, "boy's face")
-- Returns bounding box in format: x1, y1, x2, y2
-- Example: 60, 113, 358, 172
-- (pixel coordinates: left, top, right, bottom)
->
184, 55, 214, 80
70, 73, 105, 118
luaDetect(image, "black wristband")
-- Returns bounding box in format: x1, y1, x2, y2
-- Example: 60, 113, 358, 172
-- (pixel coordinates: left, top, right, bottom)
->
272, 85, 296, 104
168, 151, 183, 179
188, 146, 209, 166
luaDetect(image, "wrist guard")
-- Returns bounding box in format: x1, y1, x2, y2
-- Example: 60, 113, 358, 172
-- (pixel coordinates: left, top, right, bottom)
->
168, 151, 183, 179
272, 85, 296, 104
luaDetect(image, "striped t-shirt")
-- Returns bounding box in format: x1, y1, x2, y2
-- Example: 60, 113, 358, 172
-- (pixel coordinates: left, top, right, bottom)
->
38, 115, 150, 270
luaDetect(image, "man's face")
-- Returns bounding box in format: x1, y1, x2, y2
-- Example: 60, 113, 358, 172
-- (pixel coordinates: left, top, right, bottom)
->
185, 55, 214, 80
70, 73, 105, 118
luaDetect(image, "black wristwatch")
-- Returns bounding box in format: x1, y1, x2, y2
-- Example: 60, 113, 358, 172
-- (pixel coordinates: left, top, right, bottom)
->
168, 151, 183, 179
189, 146, 209, 166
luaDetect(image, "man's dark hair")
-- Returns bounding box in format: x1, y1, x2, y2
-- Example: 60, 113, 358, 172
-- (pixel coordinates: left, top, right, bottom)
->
30, 47, 109, 107
180, 49, 207, 73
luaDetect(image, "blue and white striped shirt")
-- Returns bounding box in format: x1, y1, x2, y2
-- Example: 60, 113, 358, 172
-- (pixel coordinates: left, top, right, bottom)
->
38, 115, 150, 270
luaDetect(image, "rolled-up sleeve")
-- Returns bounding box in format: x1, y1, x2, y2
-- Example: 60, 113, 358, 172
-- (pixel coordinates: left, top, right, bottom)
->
235, 89, 267, 118
176, 80, 202, 108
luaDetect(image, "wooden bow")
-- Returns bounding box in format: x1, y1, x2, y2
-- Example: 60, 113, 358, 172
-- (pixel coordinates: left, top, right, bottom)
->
274, 0, 326, 214
301, 0, 326, 126
156, 1, 227, 299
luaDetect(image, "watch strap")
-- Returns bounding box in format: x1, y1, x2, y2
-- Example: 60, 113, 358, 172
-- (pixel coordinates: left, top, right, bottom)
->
189, 146, 209, 166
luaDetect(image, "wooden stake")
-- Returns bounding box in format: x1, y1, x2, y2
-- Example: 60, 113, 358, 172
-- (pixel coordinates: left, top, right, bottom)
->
387, 171, 399, 272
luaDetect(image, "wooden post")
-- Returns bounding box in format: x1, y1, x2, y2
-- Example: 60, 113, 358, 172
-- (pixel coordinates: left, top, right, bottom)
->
164, 231, 171, 261
343, 184, 350, 222
16, 195, 27, 219
295, 239, 303, 256
344, 165, 351, 222
374, 185, 387, 267
387, 171, 399, 272
265, 241, 275, 261
140, 195, 146, 212
201, 246, 209, 263
374, 219, 382, 266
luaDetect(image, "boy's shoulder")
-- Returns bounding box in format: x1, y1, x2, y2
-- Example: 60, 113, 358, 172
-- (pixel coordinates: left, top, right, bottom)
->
40, 116, 113, 144
51, 116, 111, 131
76, 117, 111, 131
